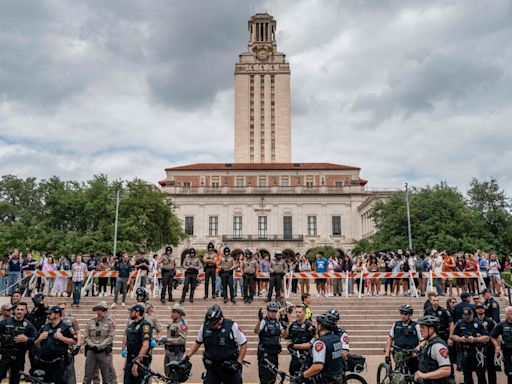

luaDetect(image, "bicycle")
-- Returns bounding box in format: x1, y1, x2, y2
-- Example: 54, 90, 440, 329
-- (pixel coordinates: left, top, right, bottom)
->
19, 371, 52, 384
377, 346, 417, 384
135, 360, 190, 384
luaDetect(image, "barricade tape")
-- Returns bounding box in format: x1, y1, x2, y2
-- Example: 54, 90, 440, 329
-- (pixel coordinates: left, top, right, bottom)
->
422, 272, 481, 278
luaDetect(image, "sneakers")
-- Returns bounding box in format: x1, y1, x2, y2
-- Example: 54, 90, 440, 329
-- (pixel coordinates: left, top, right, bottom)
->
121, 302, 126, 307
111, 303, 117, 308
316, 293, 320, 298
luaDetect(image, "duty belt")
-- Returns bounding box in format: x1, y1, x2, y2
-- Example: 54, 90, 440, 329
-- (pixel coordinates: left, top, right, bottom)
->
166, 344, 185, 352
37, 356, 64, 364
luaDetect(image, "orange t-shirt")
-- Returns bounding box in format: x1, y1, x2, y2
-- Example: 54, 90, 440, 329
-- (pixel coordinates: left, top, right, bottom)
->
443, 256, 456, 272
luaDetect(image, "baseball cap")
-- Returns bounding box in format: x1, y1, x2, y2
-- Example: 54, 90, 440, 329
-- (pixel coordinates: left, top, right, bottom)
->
460, 292, 471, 300
482, 288, 492, 295
475, 303, 485, 310
129, 303, 145, 314
92, 301, 109, 311
462, 306, 473, 319
45, 305, 63, 315
1, 303, 13, 311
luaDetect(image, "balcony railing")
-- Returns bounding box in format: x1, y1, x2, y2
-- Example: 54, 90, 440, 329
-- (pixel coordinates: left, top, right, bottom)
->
164, 185, 365, 195
222, 234, 304, 242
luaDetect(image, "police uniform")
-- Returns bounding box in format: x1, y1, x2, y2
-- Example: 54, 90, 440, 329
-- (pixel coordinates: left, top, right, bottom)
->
257, 317, 284, 384
83, 315, 115, 384
477, 314, 497, 384
453, 318, 489, 384
287, 319, 316, 375
389, 320, 422, 373
159, 253, 176, 303
242, 258, 258, 303
0, 316, 37, 384
124, 317, 152, 384
196, 318, 247, 384
310, 332, 345, 383
164, 315, 188, 377
181, 255, 201, 303
268, 257, 287, 300
484, 298, 500, 323
62, 312, 80, 384
37, 319, 77, 384
418, 336, 451, 384
220, 255, 236, 303
203, 250, 217, 299
453, 302, 476, 323
424, 305, 454, 341
491, 320, 512, 384
93, 314, 118, 384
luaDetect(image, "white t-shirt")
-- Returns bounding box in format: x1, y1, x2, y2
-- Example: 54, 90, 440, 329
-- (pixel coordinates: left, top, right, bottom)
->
434, 256, 444, 274
259, 318, 284, 333
389, 322, 422, 341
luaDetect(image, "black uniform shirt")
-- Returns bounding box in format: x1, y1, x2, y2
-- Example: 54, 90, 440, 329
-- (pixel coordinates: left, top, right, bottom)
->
453, 319, 488, 349
483, 298, 500, 323
491, 320, 512, 349
38, 320, 76, 361
424, 306, 453, 335
125, 318, 152, 355
0, 317, 37, 354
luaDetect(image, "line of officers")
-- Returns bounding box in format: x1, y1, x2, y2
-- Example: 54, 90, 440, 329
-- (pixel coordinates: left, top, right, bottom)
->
385, 288, 512, 384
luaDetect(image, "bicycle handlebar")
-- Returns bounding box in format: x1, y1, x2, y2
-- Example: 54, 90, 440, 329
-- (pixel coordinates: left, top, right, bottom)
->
134, 360, 178, 384
18, 372, 51, 384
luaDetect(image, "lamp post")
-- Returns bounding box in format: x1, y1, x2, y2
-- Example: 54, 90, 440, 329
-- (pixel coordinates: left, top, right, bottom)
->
405, 182, 413, 251
113, 189, 120, 258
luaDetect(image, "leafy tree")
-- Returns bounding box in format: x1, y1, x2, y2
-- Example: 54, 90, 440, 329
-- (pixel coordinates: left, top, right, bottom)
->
306, 245, 339, 263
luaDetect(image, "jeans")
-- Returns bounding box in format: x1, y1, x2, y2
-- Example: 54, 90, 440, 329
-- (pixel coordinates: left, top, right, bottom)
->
215, 272, 223, 296
435, 278, 443, 295
114, 277, 128, 304
233, 277, 243, 296
72, 280, 83, 304
6, 272, 20, 294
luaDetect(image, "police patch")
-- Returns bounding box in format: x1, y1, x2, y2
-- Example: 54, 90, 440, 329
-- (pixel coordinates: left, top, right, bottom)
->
315, 342, 324, 352
492, 303, 498, 308
181, 324, 187, 331
439, 347, 449, 358
143, 325, 150, 332
343, 335, 349, 344
474, 323, 478, 328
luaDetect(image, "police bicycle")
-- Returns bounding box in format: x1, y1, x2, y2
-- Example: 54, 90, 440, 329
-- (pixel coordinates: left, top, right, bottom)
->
134, 359, 191, 384
19, 371, 52, 384
263, 357, 367, 384
377, 346, 417, 384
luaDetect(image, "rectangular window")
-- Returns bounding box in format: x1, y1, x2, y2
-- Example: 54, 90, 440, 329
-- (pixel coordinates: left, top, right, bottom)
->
182, 182, 191, 189
209, 216, 218, 237
233, 216, 242, 238
307, 216, 317, 236
185, 216, 194, 236
281, 177, 289, 187
335, 181, 343, 188
283, 216, 292, 240
236, 177, 244, 187
332, 216, 341, 236
259, 177, 266, 187
258, 216, 268, 239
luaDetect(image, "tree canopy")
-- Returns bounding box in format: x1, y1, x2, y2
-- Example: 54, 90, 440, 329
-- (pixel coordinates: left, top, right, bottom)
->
353, 179, 512, 255
0, 175, 186, 256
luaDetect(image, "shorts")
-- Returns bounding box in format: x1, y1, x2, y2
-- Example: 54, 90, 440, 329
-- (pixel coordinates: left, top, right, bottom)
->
315, 278, 327, 284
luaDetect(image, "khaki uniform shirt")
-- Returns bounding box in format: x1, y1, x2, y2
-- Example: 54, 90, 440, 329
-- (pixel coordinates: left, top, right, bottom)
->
270, 259, 288, 274
203, 252, 217, 267
220, 256, 235, 271
144, 313, 163, 335
183, 256, 201, 270
243, 259, 259, 274
160, 255, 176, 271
84, 316, 115, 350
166, 318, 188, 346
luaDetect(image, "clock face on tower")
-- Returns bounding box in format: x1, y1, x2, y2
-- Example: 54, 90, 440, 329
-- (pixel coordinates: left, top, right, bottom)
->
256, 49, 269, 61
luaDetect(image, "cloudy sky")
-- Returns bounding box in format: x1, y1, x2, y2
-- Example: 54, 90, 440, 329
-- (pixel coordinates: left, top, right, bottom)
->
1, 0, 511, 193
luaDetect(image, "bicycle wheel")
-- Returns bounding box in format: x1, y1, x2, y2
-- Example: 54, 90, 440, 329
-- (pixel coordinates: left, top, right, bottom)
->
376, 362, 391, 384
346, 373, 368, 384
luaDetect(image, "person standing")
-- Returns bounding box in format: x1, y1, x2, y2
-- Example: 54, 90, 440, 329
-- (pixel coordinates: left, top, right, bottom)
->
122, 304, 152, 384
181, 248, 201, 303
0, 302, 37, 384
287, 305, 316, 376
7, 251, 22, 294
424, 295, 455, 344
83, 301, 114, 384
97, 257, 110, 297
134, 252, 150, 288
291, 253, 300, 294
59, 302, 82, 384
267, 251, 287, 302
27, 293, 48, 375
299, 255, 311, 295
314, 251, 328, 297
53, 257, 70, 297
483, 288, 500, 323
184, 304, 247, 384
242, 249, 259, 304
476, 303, 497, 384
71, 254, 88, 307
34, 306, 78, 384
163, 304, 188, 378
491, 306, 512, 384
219, 247, 236, 304
158, 246, 176, 304
202, 242, 218, 300
112, 252, 133, 308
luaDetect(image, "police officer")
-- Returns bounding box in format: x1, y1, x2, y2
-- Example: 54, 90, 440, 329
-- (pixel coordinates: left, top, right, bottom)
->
122, 304, 152, 384
483, 288, 500, 323
144, 303, 163, 338
185, 304, 248, 384
27, 293, 48, 375
424, 294, 455, 344
452, 306, 490, 384
181, 247, 201, 303
163, 304, 188, 377
83, 301, 115, 384
476, 303, 497, 384
203, 242, 218, 300
59, 302, 81, 384
135, 287, 149, 304
219, 247, 236, 304
491, 306, 512, 384
255, 301, 288, 384
158, 246, 176, 304
385, 304, 422, 374
327, 309, 350, 361
292, 311, 345, 384
414, 315, 451, 384
267, 251, 287, 302
0, 303, 13, 320
10, 290, 22, 309
242, 249, 259, 304
453, 292, 475, 323
287, 304, 316, 376
0, 302, 37, 384
34, 305, 78, 384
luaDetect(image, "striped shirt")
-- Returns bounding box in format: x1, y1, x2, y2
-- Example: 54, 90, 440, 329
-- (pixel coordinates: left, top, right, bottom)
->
71, 262, 88, 282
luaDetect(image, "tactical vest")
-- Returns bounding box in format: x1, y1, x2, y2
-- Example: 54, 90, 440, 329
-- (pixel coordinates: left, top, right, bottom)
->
318, 332, 344, 377
426, 307, 449, 334
501, 321, 512, 349
259, 317, 282, 354
39, 321, 72, 360
418, 336, 449, 384
203, 319, 239, 363
289, 319, 315, 345
393, 321, 419, 350
28, 307, 47, 332
126, 319, 151, 355
1, 317, 30, 354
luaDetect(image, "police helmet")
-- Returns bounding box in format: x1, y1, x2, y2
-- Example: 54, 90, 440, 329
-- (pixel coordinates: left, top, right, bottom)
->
399, 304, 414, 314
316, 312, 338, 331
165, 246, 173, 253
167, 359, 192, 383
244, 249, 253, 257
207, 242, 214, 250
266, 302, 280, 312
417, 315, 440, 330
275, 251, 283, 259
136, 287, 149, 302
223, 247, 231, 254
205, 304, 223, 326
189, 248, 196, 255
327, 309, 340, 321
32, 293, 45, 307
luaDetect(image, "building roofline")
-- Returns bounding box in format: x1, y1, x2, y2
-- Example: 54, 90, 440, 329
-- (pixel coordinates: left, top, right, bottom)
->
164, 162, 361, 172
